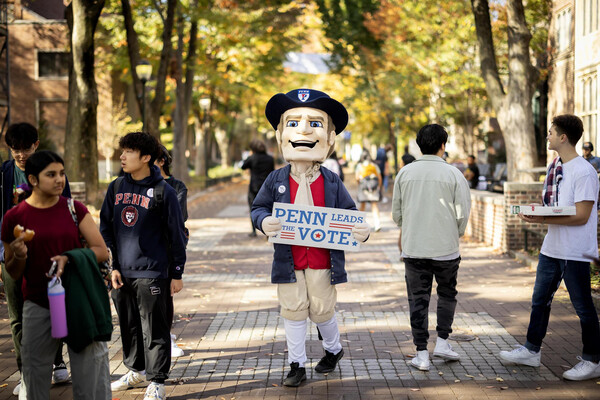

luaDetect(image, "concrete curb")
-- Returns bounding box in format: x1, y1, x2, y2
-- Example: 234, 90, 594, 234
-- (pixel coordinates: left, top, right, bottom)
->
508, 249, 600, 310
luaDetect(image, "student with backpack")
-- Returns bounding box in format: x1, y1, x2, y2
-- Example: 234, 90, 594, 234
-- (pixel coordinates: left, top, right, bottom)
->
100, 132, 187, 400
355, 151, 382, 231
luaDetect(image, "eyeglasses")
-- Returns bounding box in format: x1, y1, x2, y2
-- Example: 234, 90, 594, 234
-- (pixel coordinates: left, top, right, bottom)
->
10, 146, 35, 157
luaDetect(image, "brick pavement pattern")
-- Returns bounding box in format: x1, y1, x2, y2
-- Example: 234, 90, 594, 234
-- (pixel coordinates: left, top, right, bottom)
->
0, 176, 599, 399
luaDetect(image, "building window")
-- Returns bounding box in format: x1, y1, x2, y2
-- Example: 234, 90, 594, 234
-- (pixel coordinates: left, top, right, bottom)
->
38, 52, 69, 78
580, 74, 598, 147
556, 8, 572, 52
582, 0, 599, 35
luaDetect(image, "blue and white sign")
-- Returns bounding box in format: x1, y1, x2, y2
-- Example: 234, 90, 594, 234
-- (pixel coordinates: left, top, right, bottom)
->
268, 202, 366, 252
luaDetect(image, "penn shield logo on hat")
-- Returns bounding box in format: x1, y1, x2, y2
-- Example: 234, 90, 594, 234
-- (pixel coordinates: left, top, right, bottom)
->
265, 88, 349, 134
298, 90, 310, 102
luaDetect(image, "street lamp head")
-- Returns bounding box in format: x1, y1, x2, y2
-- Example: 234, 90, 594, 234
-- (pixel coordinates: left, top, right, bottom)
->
199, 97, 211, 111
136, 60, 152, 83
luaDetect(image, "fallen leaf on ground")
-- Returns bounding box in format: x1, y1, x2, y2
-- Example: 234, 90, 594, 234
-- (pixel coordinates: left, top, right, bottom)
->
438, 372, 443, 376
410, 388, 420, 391
272, 384, 278, 387
496, 377, 504, 382
0, 384, 7, 388
465, 374, 474, 378
536, 387, 542, 390
454, 379, 461, 383
500, 387, 509, 390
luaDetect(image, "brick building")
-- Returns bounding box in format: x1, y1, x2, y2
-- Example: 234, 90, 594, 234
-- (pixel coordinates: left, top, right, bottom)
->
548, 0, 599, 151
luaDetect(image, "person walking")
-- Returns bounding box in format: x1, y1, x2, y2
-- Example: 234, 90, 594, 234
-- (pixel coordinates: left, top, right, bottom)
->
0, 123, 72, 396
241, 139, 274, 237
100, 132, 187, 400
463, 155, 480, 189
498, 115, 600, 381
1, 150, 111, 399
155, 145, 188, 358
355, 151, 382, 231
392, 124, 471, 371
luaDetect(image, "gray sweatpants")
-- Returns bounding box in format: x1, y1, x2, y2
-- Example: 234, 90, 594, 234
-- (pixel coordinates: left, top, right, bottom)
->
19, 300, 110, 400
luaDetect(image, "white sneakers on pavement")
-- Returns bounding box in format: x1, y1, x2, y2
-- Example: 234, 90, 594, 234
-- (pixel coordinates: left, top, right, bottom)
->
499, 345, 541, 367
171, 333, 184, 358
52, 363, 69, 384
433, 337, 460, 361
144, 382, 166, 400
12, 381, 20, 396
111, 369, 146, 391
562, 357, 600, 381
410, 350, 431, 371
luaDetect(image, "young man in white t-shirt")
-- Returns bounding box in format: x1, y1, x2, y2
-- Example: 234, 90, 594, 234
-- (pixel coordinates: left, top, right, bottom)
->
499, 114, 600, 380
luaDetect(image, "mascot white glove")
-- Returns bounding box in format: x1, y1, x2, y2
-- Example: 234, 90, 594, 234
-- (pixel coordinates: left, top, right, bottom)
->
352, 222, 371, 242
262, 216, 282, 237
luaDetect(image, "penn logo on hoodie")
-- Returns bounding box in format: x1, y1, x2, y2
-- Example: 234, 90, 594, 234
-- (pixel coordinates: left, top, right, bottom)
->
121, 206, 139, 227
114, 192, 151, 209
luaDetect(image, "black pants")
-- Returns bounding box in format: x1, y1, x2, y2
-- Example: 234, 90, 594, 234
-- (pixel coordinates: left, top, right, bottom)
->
248, 190, 258, 233
404, 257, 460, 351
111, 277, 171, 382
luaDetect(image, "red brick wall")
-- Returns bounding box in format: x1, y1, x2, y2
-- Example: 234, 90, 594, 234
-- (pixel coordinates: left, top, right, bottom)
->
467, 183, 600, 253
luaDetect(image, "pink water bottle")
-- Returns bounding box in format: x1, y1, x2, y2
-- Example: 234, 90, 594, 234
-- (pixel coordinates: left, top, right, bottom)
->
48, 276, 68, 338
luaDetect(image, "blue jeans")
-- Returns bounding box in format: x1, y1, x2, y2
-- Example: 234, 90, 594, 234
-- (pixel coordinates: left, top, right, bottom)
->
525, 254, 600, 362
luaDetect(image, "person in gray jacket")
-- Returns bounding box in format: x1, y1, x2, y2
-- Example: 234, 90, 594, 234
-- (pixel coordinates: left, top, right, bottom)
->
392, 124, 471, 371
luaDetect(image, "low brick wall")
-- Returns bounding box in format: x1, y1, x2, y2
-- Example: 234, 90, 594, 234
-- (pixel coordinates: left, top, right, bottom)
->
467, 182, 600, 253
466, 183, 547, 252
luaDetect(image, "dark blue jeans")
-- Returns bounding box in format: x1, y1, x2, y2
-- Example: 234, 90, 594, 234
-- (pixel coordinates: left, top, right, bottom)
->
525, 254, 600, 362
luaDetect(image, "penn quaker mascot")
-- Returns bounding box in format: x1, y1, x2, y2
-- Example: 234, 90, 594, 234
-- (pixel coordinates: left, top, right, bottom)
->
251, 89, 371, 387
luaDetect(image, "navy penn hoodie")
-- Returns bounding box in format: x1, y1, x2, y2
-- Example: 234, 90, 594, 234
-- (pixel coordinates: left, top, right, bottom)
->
100, 165, 186, 280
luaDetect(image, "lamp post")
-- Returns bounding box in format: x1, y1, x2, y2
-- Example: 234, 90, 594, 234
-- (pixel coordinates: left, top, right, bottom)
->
198, 97, 211, 177
135, 60, 152, 132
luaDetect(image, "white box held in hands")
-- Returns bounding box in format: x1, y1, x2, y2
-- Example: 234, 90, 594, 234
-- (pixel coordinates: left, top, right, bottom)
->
510, 205, 576, 216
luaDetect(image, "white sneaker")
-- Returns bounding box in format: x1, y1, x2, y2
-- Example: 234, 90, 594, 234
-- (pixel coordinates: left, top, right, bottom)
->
52, 363, 69, 384
433, 337, 460, 361
410, 350, 430, 371
144, 382, 165, 400
171, 337, 184, 357
111, 369, 146, 391
562, 357, 600, 381
12, 381, 20, 396
499, 345, 541, 367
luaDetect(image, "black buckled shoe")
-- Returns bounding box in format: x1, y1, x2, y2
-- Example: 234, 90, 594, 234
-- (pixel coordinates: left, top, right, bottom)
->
283, 362, 306, 387
315, 348, 344, 373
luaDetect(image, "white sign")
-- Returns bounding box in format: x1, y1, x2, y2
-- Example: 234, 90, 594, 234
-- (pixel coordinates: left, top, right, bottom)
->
268, 202, 366, 252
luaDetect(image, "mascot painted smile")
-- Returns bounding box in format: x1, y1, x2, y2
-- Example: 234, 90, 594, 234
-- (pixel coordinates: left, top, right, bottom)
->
252, 89, 371, 387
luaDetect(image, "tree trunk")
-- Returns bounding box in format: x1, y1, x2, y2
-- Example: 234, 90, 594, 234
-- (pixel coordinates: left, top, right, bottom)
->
65, 0, 105, 205
214, 127, 229, 169
172, 3, 198, 182
121, 0, 176, 138
471, 0, 537, 182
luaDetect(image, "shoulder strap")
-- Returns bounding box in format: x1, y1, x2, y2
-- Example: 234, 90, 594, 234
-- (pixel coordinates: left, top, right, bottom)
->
154, 180, 166, 206
113, 176, 125, 198
67, 198, 78, 227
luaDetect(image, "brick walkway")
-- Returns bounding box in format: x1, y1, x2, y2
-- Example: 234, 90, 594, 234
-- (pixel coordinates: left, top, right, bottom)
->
0, 175, 599, 399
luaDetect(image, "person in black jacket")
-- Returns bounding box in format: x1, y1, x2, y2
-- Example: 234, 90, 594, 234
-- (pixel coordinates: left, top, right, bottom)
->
241, 139, 274, 236
100, 132, 186, 400
155, 144, 188, 358
0, 123, 72, 395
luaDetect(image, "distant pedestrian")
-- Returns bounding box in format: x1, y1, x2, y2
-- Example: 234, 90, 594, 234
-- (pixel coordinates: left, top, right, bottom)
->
582, 142, 600, 172
499, 115, 600, 381
375, 145, 389, 202
241, 139, 275, 237
155, 145, 188, 358
401, 145, 416, 167
463, 155, 480, 189
392, 124, 471, 371
355, 151, 382, 231
1, 150, 111, 399
100, 132, 187, 400
322, 150, 344, 181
